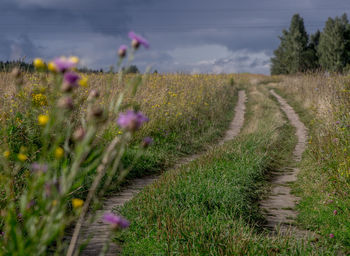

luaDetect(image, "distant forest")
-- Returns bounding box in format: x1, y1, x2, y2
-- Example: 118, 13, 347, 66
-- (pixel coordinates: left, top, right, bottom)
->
271, 13, 350, 74
0, 60, 145, 74
0, 60, 104, 73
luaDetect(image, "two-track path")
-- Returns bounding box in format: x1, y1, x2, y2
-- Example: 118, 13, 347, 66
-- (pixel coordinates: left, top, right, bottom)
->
79, 90, 247, 255
260, 89, 308, 235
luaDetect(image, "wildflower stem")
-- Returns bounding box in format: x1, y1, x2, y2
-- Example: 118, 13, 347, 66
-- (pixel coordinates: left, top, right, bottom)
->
66, 136, 120, 256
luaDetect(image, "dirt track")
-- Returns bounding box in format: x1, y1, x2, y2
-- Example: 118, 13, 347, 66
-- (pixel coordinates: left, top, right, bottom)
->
79, 90, 247, 255
260, 89, 308, 235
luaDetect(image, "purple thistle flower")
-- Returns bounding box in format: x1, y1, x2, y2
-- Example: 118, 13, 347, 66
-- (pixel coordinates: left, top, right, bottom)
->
142, 137, 153, 148
118, 45, 128, 58
103, 213, 130, 229
329, 233, 335, 238
117, 110, 148, 132
31, 163, 48, 173
53, 57, 76, 73
333, 210, 338, 215
128, 31, 149, 49
64, 72, 80, 85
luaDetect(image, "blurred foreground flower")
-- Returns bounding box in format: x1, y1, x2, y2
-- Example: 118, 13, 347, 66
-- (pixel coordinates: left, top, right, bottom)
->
54, 147, 64, 159
117, 110, 148, 132
128, 31, 149, 49
3, 150, 10, 158
33, 58, 45, 69
103, 213, 129, 229
38, 114, 49, 126
118, 45, 127, 58
53, 57, 77, 73
79, 76, 88, 87
72, 198, 84, 209
17, 153, 28, 162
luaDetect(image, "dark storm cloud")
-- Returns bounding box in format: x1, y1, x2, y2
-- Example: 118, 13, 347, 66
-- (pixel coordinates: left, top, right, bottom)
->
0, 0, 350, 73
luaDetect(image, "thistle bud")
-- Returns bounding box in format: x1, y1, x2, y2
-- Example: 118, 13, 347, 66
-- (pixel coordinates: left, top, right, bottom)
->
57, 96, 74, 110
88, 106, 104, 119
73, 127, 85, 141
11, 67, 21, 78
61, 82, 75, 93
118, 45, 127, 58
87, 89, 100, 101
131, 39, 140, 49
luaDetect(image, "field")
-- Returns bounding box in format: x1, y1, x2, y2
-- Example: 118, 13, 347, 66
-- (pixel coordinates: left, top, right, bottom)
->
0, 66, 349, 255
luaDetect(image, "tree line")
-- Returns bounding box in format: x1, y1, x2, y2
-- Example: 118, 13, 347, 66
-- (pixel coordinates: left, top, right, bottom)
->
271, 13, 350, 74
0, 60, 104, 74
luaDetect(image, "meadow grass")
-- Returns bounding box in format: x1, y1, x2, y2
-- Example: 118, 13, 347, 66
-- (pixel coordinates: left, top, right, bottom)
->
269, 74, 350, 253
0, 68, 253, 254
0, 73, 242, 195
115, 84, 336, 255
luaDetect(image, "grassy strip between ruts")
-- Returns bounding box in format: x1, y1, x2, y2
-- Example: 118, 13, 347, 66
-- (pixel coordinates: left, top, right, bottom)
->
115, 84, 337, 255
269, 79, 350, 254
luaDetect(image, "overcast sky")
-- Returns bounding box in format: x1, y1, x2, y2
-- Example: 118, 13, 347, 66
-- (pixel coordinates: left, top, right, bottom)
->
0, 0, 349, 74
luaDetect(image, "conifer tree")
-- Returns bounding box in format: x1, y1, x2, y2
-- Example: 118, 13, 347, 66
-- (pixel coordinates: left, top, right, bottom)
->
271, 14, 309, 74
302, 30, 320, 71
318, 14, 350, 72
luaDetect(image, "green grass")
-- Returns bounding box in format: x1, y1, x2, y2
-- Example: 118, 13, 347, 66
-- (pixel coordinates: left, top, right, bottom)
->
117, 132, 275, 255
114, 84, 337, 255
116, 129, 336, 255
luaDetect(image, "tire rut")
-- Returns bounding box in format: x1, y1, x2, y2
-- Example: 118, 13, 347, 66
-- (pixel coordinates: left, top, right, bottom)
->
78, 90, 247, 255
260, 89, 309, 237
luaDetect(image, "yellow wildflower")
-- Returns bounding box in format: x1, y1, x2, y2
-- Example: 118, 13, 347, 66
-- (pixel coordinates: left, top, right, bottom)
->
69, 56, 79, 64
32, 93, 48, 106
79, 76, 88, 87
55, 147, 64, 159
17, 153, 28, 162
38, 114, 49, 126
47, 62, 57, 72
33, 58, 45, 69
72, 198, 84, 208
3, 150, 10, 158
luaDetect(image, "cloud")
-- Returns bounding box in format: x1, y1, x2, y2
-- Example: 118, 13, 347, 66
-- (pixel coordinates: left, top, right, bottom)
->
152, 45, 271, 74
192, 49, 271, 74
0, 35, 42, 61
1, 0, 350, 73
